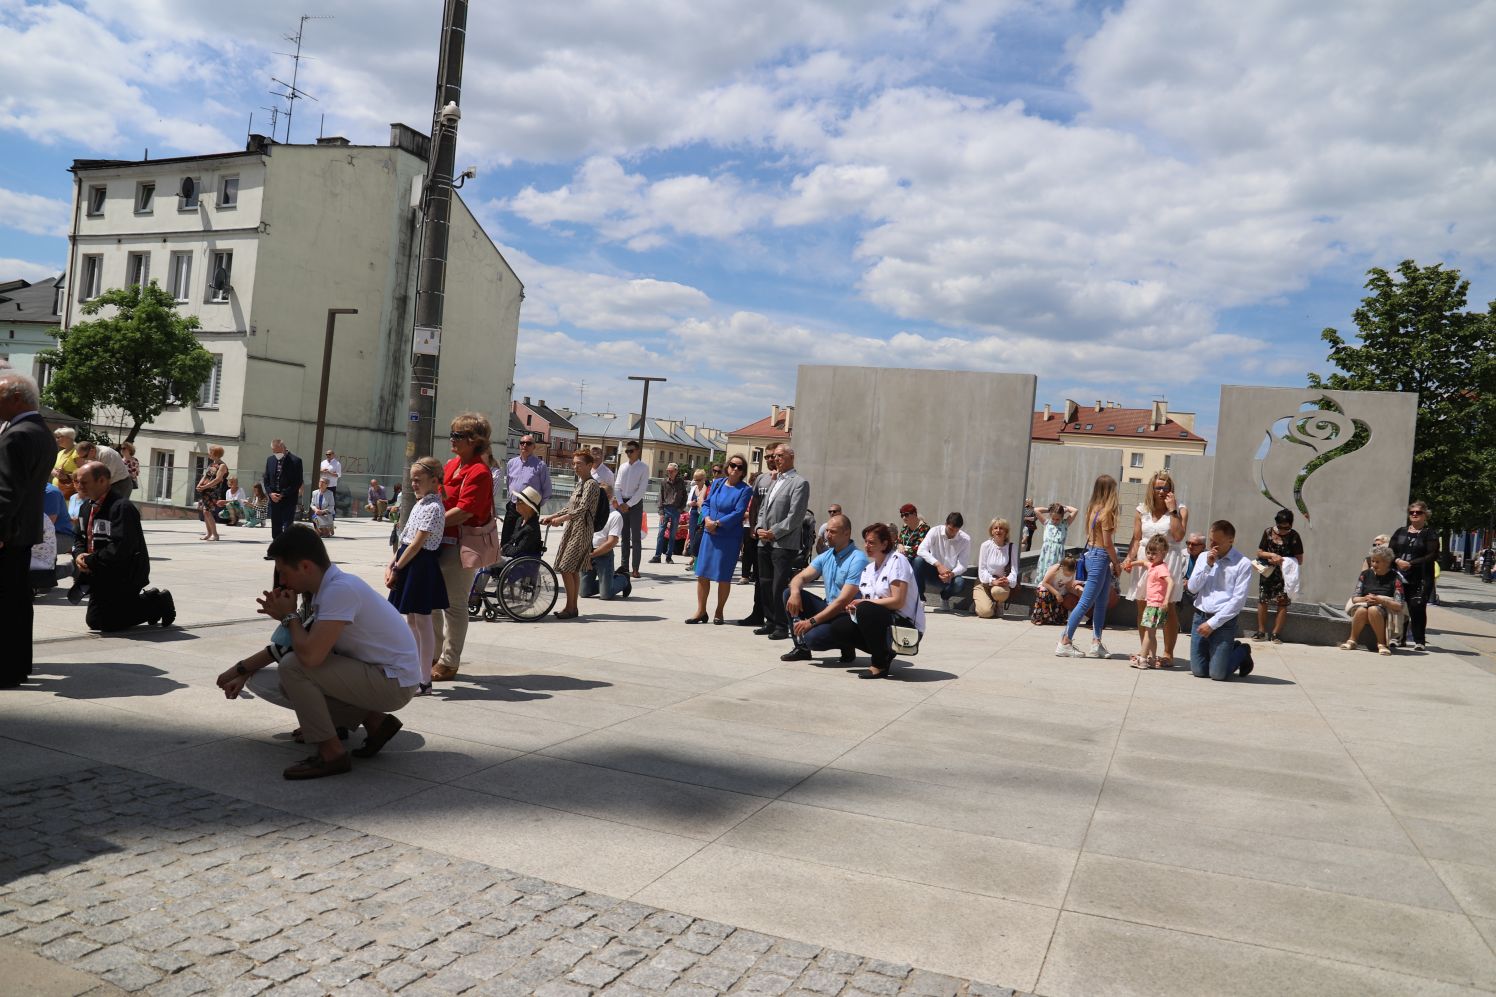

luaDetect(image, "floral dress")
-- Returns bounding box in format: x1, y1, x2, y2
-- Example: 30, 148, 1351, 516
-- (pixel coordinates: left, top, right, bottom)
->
898, 521, 930, 559
1034, 519, 1069, 584
1257, 526, 1304, 606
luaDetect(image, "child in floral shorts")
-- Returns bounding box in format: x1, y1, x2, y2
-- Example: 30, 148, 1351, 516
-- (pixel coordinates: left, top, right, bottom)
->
1133, 534, 1177, 669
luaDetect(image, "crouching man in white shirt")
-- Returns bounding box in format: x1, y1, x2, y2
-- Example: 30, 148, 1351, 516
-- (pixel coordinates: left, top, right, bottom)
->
1185, 520, 1257, 681
215, 525, 421, 779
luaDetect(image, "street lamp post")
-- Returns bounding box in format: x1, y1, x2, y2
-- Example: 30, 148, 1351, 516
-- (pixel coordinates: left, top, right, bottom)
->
628, 375, 667, 456
312, 307, 358, 511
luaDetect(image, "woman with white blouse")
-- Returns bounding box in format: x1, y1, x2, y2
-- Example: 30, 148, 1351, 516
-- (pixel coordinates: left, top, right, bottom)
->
974, 518, 1020, 619
850, 522, 925, 679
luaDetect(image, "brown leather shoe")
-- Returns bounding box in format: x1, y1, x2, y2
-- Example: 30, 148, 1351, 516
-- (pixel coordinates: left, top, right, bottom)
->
283, 753, 352, 780
431, 664, 459, 681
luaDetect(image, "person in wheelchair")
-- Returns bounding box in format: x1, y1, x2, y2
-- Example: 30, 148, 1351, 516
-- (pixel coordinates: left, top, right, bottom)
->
470, 487, 545, 616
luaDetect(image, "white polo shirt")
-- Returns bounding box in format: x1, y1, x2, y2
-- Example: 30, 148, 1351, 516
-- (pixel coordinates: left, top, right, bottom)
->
310, 564, 421, 687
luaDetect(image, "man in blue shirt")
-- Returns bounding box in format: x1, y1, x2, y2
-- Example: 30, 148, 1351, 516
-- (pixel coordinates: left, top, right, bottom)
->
1185, 520, 1256, 680
779, 513, 869, 663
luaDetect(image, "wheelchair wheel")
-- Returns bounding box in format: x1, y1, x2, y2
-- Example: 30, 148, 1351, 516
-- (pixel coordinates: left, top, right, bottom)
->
498, 558, 558, 620
468, 593, 484, 620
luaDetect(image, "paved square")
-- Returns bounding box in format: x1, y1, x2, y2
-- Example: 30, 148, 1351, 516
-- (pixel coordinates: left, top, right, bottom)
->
8, 519, 1496, 996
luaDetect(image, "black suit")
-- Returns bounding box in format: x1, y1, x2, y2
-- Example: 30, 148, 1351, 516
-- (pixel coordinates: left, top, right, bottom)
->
263, 451, 304, 539
0, 412, 59, 685
73, 491, 166, 632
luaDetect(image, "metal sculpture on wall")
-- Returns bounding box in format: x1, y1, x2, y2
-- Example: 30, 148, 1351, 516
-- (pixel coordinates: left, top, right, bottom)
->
1256, 397, 1370, 526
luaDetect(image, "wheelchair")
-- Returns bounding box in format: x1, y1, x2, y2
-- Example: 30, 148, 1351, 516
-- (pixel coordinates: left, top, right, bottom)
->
468, 528, 558, 622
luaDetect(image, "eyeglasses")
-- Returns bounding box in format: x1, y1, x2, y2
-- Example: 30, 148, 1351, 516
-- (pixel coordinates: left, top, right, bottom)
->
901, 512, 917, 518
519, 441, 534, 447
1408, 509, 1425, 516
1154, 485, 1169, 491
448, 432, 471, 440
727, 462, 746, 470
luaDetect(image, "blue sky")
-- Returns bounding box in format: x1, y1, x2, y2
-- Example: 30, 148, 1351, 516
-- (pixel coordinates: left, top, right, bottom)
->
4, 0, 1495, 443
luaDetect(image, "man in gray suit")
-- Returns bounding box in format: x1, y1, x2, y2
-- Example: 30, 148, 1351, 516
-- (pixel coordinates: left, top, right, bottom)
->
753, 444, 810, 640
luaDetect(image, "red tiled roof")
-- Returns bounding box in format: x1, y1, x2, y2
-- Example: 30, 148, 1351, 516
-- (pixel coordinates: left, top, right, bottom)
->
1031, 408, 1206, 444
726, 414, 791, 439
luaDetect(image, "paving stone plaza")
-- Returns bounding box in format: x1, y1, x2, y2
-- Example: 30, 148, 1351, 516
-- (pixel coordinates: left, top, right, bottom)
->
6, 518, 1496, 996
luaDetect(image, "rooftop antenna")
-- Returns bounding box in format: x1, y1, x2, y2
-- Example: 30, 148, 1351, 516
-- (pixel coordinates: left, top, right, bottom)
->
578, 379, 586, 410
258, 104, 281, 138
272, 14, 332, 143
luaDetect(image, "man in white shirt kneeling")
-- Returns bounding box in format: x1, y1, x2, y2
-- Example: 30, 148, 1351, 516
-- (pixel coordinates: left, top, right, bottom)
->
215, 525, 421, 779
915, 511, 972, 612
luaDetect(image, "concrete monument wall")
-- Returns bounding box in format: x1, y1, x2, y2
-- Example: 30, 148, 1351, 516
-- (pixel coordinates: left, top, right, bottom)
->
1210, 386, 1417, 605
1166, 454, 1215, 540
793, 365, 1037, 541
1024, 445, 1122, 520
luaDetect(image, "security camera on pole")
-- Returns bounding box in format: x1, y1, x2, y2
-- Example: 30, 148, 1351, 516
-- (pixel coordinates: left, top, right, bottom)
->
400, 0, 468, 530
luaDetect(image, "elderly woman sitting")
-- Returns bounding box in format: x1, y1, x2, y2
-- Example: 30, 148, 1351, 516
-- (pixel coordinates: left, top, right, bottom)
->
1341, 544, 1404, 655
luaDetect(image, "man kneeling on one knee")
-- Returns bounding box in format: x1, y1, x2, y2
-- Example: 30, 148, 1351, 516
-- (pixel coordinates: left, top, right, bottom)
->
215, 525, 420, 780
780, 513, 869, 663
1185, 519, 1256, 681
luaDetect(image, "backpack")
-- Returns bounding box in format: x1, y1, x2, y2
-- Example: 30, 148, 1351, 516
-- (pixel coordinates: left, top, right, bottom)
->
796, 510, 818, 568
591, 483, 610, 532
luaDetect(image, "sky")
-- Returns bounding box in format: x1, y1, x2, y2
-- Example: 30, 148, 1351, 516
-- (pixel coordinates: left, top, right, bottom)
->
3, 0, 1495, 445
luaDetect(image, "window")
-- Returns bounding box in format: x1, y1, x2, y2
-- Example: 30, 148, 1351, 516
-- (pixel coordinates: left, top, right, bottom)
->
35, 360, 52, 390
126, 252, 150, 288
87, 185, 107, 215
168, 251, 192, 302
79, 254, 103, 302
1128, 477, 1142, 484
1164, 455, 1173, 471
149, 450, 175, 502
135, 182, 155, 214
1130, 452, 1144, 468
219, 176, 240, 208
190, 453, 211, 491
179, 177, 200, 210
207, 251, 232, 302
197, 354, 223, 408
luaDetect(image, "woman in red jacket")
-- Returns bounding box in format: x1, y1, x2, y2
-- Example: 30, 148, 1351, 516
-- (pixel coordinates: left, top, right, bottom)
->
431, 412, 495, 682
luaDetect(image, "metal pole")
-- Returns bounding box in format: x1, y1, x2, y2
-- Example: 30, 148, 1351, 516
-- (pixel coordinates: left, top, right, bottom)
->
312, 308, 359, 505
401, 0, 468, 530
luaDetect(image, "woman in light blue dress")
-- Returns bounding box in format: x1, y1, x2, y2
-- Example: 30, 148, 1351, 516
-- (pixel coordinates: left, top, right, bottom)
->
688, 456, 752, 624
1033, 502, 1078, 582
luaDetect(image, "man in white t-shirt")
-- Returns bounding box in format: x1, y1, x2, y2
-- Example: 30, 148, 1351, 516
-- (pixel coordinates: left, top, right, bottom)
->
581, 507, 632, 600
320, 449, 345, 511
215, 525, 420, 780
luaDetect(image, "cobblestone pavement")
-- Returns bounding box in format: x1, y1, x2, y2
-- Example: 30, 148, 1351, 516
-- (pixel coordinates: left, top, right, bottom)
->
0, 767, 1026, 997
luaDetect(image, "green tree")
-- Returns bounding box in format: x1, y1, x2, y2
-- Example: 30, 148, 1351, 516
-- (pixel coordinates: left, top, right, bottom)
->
40, 282, 215, 445
1308, 260, 1496, 530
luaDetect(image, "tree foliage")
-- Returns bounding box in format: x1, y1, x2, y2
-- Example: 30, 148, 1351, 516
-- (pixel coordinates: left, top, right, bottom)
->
1308, 260, 1496, 529
40, 282, 215, 444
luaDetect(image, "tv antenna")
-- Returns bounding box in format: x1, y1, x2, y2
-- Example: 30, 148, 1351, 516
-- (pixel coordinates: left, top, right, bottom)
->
271, 14, 332, 143
578, 379, 586, 410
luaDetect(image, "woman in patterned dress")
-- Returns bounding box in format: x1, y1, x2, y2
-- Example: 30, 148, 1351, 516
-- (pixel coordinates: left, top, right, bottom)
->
541, 449, 601, 619
1254, 508, 1304, 643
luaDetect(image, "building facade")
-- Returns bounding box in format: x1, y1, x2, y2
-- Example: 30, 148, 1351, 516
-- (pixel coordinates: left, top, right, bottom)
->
61, 128, 521, 508
1030, 399, 1207, 485
725, 404, 793, 473
512, 397, 578, 470
0, 276, 62, 384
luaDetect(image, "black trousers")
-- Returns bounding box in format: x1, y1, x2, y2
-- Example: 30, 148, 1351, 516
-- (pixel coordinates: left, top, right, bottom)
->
791, 600, 899, 669
0, 545, 33, 683
86, 585, 165, 632
501, 501, 520, 547
757, 545, 798, 633
1403, 580, 1428, 644
270, 497, 297, 538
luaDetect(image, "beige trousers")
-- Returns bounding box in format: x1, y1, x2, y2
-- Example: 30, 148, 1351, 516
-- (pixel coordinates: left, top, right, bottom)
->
972, 582, 1011, 619
430, 542, 479, 671
250, 652, 414, 745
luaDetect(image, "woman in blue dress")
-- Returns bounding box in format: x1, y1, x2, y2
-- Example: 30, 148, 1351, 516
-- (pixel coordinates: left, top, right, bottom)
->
687, 455, 752, 624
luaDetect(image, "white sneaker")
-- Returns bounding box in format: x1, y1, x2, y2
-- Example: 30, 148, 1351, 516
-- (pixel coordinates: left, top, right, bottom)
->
1055, 642, 1086, 658
1088, 641, 1109, 659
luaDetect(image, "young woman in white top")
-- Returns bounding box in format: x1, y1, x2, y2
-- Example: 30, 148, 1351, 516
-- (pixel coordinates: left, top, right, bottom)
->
221, 476, 248, 526
851, 521, 924, 679
974, 518, 1020, 619
386, 457, 450, 694
1118, 471, 1189, 665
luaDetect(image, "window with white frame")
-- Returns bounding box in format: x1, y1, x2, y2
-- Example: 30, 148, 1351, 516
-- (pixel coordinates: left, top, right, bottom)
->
35, 360, 52, 390
168, 251, 192, 302
1130, 452, 1145, 468
179, 176, 200, 210
87, 185, 106, 215
79, 254, 103, 301
135, 182, 155, 214
207, 251, 232, 302
126, 252, 150, 289
190, 453, 211, 493
197, 354, 223, 408
1164, 454, 1173, 471
219, 176, 240, 208
149, 450, 175, 502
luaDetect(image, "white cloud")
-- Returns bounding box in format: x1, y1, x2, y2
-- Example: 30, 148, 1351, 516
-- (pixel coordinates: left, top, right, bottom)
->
0, 257, 63, 282
500, 245, 710, 332
0, 187, 70, 237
